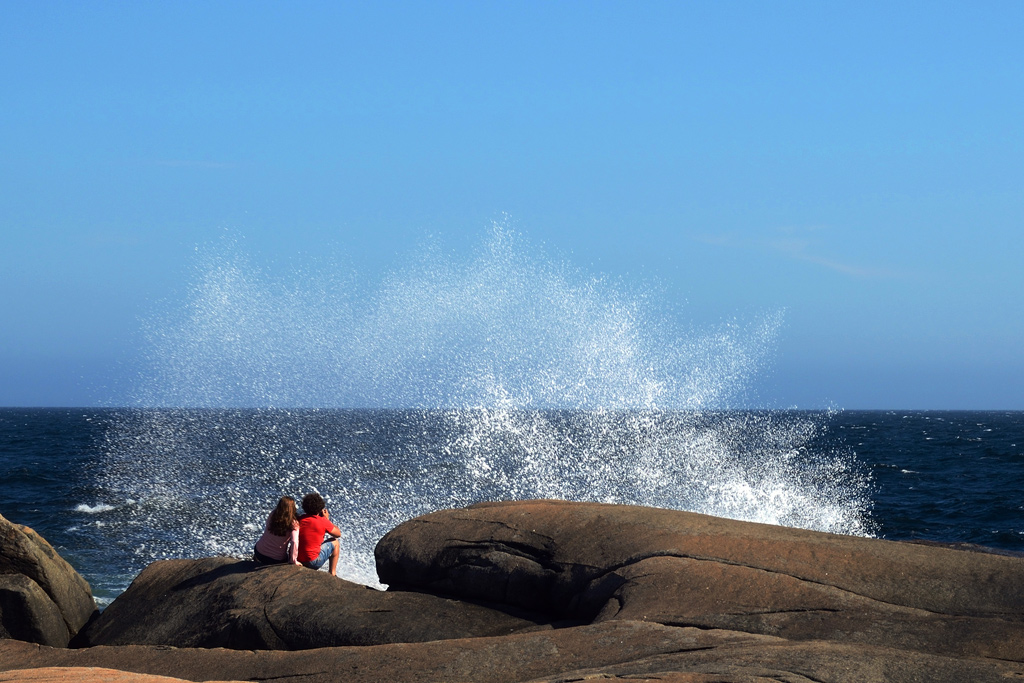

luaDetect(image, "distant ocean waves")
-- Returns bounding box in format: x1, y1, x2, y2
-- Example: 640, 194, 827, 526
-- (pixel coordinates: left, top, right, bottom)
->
838, 410, 1024, 551
0, 408, 1021, 606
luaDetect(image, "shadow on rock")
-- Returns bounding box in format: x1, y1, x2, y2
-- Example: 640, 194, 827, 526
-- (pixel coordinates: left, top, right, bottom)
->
76, 556, 554, 649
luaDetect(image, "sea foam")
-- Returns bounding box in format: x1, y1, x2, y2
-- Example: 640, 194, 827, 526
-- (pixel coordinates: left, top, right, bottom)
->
97, 224, 873, 588
75, 503, 116, 514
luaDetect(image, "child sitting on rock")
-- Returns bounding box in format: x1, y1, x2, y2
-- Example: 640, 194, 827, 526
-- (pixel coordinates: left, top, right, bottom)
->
297, 492, 342, 576
253, 496, 301, 565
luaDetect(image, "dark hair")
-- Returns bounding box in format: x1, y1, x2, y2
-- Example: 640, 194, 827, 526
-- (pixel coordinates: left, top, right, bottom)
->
302, 492, 326, 517
268, 496, 298, 537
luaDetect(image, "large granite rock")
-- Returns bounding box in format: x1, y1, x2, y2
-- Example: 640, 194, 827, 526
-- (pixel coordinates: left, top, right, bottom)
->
0, 513, 97, 645
77, 556, 552, 649
0, 575, 69, 647
3, 620, 1023, 683
375, 499, 1024, 661
5, 499, 1024, 682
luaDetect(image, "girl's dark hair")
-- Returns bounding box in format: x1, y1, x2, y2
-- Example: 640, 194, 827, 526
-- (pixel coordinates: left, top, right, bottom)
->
268, 496, 298, 537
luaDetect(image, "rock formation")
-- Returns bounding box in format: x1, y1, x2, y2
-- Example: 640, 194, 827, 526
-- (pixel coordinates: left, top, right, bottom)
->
376, 500, 1024, 661
0, 513, 97, 646
0, 575, 70, 647
76, 556, 553, 649
0, 667, 247, 683
2, 500, 1024, 682
5, 618, 1024, 682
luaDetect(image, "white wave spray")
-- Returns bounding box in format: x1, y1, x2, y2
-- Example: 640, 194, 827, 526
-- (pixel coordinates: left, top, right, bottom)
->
98, 224, 873, 589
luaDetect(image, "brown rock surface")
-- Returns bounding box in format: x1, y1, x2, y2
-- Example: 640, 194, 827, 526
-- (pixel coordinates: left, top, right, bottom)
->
0, 667, 246, 683
0, 575, 69, 647
6, 500, 1024, 682
3, 620, 1023, 683
522, 637, 1024, 683
77, 556, 552, 649
375, 499, 1024, 660
0, 513, 97, 644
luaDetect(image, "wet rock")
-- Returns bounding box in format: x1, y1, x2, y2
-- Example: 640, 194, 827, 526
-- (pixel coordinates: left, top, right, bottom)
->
375, 499, 1024, 661
77, 556, 552, 649
0, 513, 97, 644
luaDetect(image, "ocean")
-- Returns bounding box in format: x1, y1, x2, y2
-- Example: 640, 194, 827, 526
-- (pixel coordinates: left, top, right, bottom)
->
1, 407, 1021, 607
4, 231, 1021, 606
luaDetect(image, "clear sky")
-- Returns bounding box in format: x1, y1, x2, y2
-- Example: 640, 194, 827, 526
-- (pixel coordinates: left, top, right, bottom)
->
2, 1, 1022, 409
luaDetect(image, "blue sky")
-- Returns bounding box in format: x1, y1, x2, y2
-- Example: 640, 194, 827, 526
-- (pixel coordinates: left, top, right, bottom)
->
2, 1, 1022, 409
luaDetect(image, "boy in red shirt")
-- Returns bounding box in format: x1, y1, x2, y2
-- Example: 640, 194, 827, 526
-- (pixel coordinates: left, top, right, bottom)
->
297, 492, 342, 576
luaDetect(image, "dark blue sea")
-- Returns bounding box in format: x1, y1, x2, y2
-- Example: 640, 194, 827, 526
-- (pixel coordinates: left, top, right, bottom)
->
1, 408, 1021, 607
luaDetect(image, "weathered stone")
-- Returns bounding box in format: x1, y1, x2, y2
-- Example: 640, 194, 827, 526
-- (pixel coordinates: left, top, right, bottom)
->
77, 556, 552, 649
0, 667, 246, 683
0, 513, 97, 642
9, 500, 1024, 681
588, 553, 1024, 661
0, 575, 69, 647
4, 620, 1024, 683
375, 499, 1024, 661
523, 636, 1024, 683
